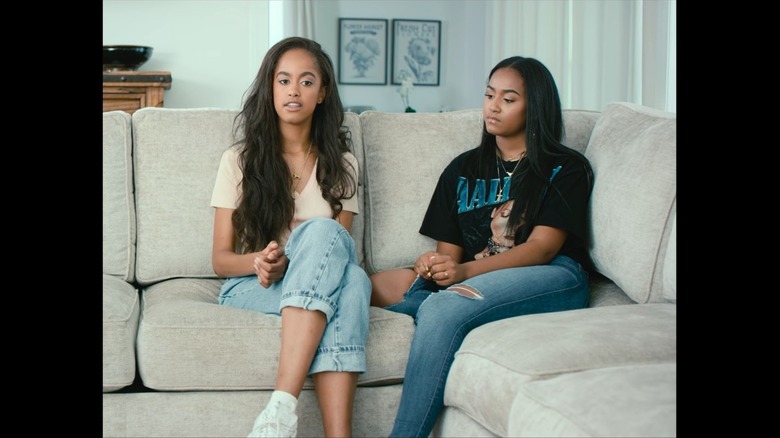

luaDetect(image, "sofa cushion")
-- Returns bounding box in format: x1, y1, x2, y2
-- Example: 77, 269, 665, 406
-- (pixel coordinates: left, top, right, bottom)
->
360, 110, 482, 273
359, 109, 599, 274
132, 108, 239, 285
132, 108, 366, 285
103, 385, 401, 437
343, 112, 365, 267
585, 102, 676, 303
508, 363, 676, 437
136, 278, 414, 390
443, 303, 676, 436
561, 109, 600, 154
103, 273, 140, 392
662, 213, 677, 302
103, 111, 136, 283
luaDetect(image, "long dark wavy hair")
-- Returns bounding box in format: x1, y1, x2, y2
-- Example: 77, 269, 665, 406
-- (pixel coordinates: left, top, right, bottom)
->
231, 37, 356, 252
472, 56, 594, 245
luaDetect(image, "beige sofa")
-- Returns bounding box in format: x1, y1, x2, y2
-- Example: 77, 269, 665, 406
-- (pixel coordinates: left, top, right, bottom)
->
103, 102, 676, 437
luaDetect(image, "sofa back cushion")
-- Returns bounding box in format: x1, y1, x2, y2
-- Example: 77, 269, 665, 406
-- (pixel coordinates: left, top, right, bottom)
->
662, 212, 676, 302
561, 109, 600, 154
103, 111, 136, 282
343, 112, 365, 267
133, 108, 240, 286
585, 102, 676, 303
132, 108, 366, 286
359, 108, 600, 274
360, 110, 482, 273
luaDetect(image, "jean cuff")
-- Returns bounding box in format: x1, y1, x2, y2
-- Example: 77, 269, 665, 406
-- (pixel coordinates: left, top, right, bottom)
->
309, 346, 366, 374
280, 290, 337, 321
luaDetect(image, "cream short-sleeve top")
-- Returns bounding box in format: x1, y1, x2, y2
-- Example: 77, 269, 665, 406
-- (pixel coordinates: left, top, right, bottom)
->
211, 146, 359, 241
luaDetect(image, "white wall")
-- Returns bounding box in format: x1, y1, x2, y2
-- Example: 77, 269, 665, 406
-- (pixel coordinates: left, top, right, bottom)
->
103, 0, 674, 113
311, 0, 487, 113
103, 0, 269, 110
103, 0, 486, 112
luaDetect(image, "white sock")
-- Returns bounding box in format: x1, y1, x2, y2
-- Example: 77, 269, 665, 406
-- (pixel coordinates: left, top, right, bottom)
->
268, 390, 298, 412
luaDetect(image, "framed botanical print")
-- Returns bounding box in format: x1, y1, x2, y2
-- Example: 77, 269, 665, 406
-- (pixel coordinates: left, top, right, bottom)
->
338, 18, 388, 85
391, 19, 441, 86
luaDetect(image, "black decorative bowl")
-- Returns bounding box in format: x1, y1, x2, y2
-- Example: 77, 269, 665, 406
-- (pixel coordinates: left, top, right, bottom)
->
103, 45, 154, 72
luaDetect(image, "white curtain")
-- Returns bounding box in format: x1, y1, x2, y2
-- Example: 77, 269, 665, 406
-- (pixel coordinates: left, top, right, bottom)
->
283, 0, 315, 38
487, 0, 676, 113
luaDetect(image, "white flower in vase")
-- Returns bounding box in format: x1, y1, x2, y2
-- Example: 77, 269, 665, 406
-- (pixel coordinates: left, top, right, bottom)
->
397, 73, 416, 112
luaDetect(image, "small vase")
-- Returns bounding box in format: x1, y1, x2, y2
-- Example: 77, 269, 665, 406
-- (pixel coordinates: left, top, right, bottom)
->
405, 107, 416, 113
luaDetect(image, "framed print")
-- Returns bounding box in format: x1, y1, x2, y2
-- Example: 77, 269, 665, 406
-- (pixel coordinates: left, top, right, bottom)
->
338, 18, 388, 85
391, 19, 441, 86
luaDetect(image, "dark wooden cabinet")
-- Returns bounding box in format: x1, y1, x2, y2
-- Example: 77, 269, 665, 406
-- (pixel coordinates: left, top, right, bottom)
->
103, 71, 172, 114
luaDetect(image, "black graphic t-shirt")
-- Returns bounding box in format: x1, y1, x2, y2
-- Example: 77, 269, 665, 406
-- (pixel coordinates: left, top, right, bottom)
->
419, 148, 592, 270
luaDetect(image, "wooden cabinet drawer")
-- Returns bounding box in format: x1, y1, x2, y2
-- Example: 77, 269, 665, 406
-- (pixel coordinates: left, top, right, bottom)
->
103, 71, 171, 115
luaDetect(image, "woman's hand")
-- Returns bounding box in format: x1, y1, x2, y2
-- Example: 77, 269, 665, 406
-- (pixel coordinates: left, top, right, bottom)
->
253, 241, 288, 288
415, 250, 461, 286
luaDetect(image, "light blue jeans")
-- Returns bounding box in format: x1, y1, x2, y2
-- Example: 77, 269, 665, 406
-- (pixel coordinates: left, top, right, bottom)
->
386, 255, 590, 438
219, 217, 370, 374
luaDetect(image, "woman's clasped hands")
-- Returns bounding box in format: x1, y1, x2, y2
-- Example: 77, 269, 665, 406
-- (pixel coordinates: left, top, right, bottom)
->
415, 251, 459, 286
254, 240, 288, 288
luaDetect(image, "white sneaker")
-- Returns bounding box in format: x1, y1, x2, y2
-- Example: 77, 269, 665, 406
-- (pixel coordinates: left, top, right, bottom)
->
247, 400, 298, 438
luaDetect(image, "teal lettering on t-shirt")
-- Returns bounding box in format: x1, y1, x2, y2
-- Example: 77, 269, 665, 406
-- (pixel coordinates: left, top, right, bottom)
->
456, 176, 506, 213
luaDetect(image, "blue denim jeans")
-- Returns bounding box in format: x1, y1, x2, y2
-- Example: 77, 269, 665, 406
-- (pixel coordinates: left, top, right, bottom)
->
387, 255, 590, 438
219, 217, 370, 375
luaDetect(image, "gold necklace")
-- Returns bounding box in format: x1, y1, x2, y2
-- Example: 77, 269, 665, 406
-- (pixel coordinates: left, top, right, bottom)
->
496, 149, 526, 177
291, 141, 313, 198
495, 149, 526, 201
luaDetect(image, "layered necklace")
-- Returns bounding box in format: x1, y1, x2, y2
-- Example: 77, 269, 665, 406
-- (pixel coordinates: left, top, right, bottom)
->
495, 148, 526, 202
290, 141, 313, 199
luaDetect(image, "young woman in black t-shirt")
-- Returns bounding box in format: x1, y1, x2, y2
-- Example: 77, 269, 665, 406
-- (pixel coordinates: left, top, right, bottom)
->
370, 56, 595, 438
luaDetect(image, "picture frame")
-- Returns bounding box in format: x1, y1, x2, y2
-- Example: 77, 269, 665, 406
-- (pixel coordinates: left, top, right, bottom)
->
338, 18, 388, 85
391, 19, 441, 86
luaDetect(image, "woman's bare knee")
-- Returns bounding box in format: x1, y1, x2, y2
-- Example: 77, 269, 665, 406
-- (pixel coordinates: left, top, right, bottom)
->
370, 269, 416, 307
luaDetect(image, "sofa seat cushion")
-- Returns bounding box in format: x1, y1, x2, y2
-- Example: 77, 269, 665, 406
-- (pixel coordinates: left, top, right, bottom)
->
104, 385, 401, 437
443, 303, 676, 436
136, 278, 415, 390
103, 273, 140, 392
587, 272, 636, 307
507, 363, 676, 437
434, 406, 498, 437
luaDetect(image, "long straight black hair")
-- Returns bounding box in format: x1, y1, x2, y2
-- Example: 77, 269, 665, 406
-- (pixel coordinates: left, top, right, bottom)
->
472, 56, 593, 244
